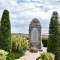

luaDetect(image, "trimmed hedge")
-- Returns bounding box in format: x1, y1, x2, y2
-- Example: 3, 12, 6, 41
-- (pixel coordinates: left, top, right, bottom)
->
36, 52, 55, 60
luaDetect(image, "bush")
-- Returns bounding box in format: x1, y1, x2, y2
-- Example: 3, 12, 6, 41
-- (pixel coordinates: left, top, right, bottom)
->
11, 36, 28, 59
42, 36, 48, 47
36, 52, 55, 60
0, 49, 8, 60
6, 51, 24, 60
12, 51, 24, 59
6, 52, 15, 60
12, 36, 29, 52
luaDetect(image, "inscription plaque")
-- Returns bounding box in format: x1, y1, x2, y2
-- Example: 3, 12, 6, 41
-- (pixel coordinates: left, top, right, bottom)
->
31, 28, 39, 43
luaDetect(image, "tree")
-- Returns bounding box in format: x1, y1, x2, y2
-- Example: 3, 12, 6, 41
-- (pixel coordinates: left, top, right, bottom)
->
0, 21, 2, 48
1, 9, 12, 52
47, 11, 60, 60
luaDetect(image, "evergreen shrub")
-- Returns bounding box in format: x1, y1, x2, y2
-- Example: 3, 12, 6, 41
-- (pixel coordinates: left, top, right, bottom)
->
36, 52, 55, 60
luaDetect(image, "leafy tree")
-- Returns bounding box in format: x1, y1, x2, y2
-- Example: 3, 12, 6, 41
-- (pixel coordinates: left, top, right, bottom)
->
1, 9, 12, 52
47, 11, 60, 60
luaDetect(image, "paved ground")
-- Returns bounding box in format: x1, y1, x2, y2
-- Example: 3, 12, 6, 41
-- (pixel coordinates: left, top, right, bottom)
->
15, 47, 47, 60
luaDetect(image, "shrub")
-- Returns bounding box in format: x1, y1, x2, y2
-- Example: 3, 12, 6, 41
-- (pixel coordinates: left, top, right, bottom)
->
36, 52, 55, 60
6, 51, 24, 60
12, 51, 24, 59
42, 36, 48, 47
0, 49, 8, 60
26, 36, 29, 40
6, 52, 15, 60
11, 36, 28, 59
12, 36, 29, 52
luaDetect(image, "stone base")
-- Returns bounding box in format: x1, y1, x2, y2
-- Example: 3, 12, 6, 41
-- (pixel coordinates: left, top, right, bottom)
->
38, 49, 43, 51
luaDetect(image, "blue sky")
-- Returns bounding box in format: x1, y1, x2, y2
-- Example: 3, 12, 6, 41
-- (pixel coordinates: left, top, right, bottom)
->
0, 0, 60, 34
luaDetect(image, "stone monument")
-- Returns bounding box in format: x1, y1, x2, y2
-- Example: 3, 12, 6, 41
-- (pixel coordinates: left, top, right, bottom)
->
29, 18, 42, 50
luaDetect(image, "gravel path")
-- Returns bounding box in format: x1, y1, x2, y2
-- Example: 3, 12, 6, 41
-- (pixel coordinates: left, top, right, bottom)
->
15, 47, 47, 60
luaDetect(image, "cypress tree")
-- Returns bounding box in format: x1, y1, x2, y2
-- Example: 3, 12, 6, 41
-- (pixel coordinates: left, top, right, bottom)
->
0, 21, 2, 48
57, 22, 60, 60
47, 11, 60, 60
1, 9, 12, 52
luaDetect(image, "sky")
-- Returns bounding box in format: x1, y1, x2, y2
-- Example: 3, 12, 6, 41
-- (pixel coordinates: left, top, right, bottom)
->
0, 0, 60, 34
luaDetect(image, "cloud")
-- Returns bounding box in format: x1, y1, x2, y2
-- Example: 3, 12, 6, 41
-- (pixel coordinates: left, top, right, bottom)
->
0, 0, 60, 34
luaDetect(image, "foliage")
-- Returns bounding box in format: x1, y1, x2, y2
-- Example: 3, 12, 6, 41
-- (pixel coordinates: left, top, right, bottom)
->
6, 52, 15, 60
0, 49, 8, 60
0, 21, 2, 48
42, 35, 48, 47
26, 36, 29, 40
6, 51, 24, 60
12, 35, 29, 52
0, 9, 12, 52
47, 11, 60, 60
12, 51, 24, 59
36, 52, 55, 60
11, 35, 29, 59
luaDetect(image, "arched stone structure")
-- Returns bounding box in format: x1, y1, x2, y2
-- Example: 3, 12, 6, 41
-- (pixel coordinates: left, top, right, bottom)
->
29, 18, 42, 49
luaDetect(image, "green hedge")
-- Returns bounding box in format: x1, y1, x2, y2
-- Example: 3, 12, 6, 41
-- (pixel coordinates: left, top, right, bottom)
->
6, 52, 15, 60
36, 52, 55, 60
12, 51, 24, 59
0, 49, 8, 60
42, 36, 48, 47
6, 51, 24, 60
